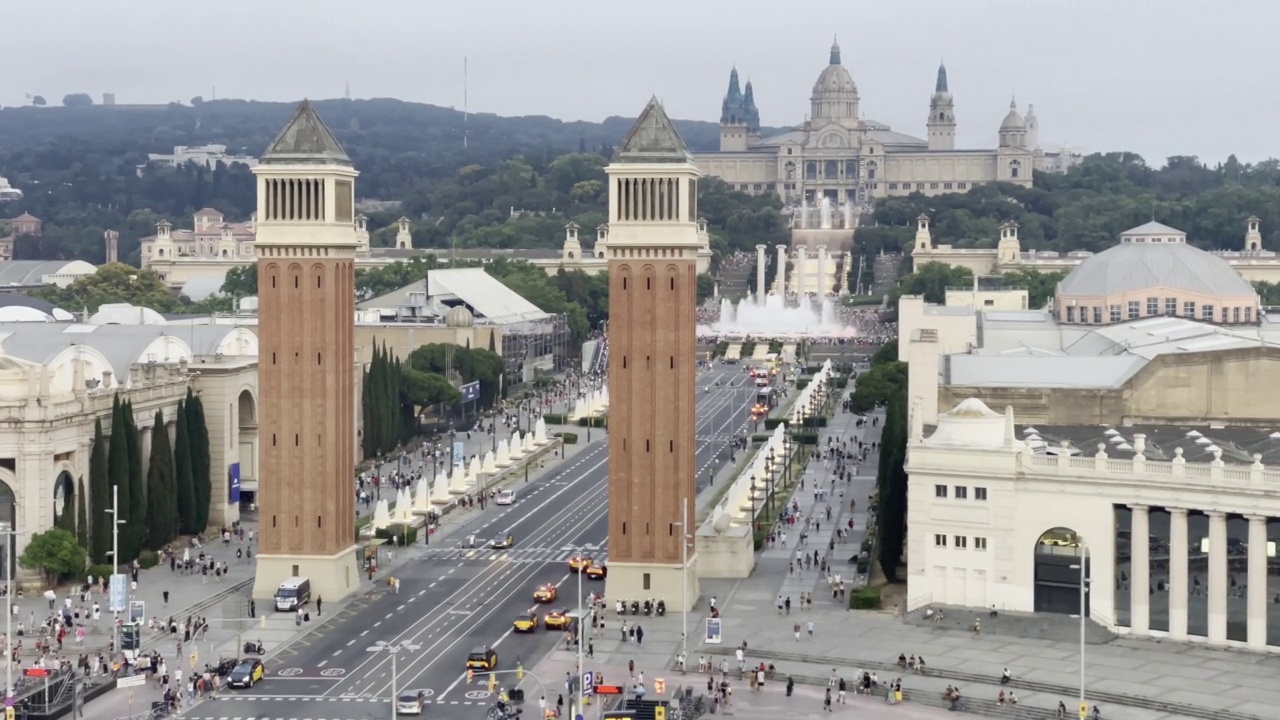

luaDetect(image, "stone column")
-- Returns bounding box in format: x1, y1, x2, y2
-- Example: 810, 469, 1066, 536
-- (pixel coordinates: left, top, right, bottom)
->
1207, 510, 1228, 643
775, 245, 788, 295
755, 244, 768, 308
1130, 505, 1151, 634
817, 245, 829, 298
1247, 514, 1268, 648
795, 246, 807, 297
1169, 508, 1189, 639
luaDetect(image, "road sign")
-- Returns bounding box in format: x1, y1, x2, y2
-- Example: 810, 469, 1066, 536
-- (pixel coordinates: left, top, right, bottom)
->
22, 668, 49, 677
320, 668, 345, 677
594, 684, 622, 695
704, 617, 723, 644
465, 690, 491, 699
655, 706, 666, 720
1079, 702, 1089, 719
654, 678, 666, 695
581, 672, 594, 697
116, 675, 146, 689
277, 668, 302, 676
128, 600, 144, 624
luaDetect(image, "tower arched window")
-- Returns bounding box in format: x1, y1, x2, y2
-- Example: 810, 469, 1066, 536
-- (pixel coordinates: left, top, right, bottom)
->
784, 161, 796, 181
805, 162, 817, 181
844, 161, 858, 178
824, 161, 838, 179
866, 161, 878, 181
1009, 159, 1021, 179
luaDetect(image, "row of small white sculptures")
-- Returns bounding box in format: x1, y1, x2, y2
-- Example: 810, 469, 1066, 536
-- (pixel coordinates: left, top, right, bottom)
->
708, 362, 834, 534
370, 418, 551, 530
567, 388, 609, 421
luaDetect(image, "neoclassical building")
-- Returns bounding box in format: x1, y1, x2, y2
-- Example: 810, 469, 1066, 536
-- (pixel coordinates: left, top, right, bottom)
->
694, 40, 1074, 204
912, 214, 1280, 285
0, 308, 258, 584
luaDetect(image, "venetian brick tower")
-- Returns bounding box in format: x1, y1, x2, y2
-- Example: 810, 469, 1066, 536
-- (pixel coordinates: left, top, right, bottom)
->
250, 101, 361, 602
604, 97, 700, 610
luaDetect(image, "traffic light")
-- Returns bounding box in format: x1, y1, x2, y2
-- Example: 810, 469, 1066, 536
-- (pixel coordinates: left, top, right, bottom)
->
487, 673, 497, 693
467, 669, 475, 684
516, 664, 524, 680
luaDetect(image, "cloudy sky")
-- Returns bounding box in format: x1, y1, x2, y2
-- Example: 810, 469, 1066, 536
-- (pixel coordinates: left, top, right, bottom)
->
6, 1, 1269, 164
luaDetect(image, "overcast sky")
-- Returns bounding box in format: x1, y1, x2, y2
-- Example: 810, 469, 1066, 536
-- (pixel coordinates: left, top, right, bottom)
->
6, 1, 1270, 165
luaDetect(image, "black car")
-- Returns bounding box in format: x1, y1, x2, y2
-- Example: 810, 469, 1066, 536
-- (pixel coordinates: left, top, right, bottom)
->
226, 659, 265, 689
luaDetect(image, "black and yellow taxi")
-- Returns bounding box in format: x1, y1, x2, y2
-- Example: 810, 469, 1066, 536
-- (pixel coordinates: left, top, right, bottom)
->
568, 556, 593, 572
544, 608, 571, 630
227, 658, 265, 689
533, 583, 558, 603
513, 611, 539, 633
586, 563, 607, 580
466, 646, 498, 670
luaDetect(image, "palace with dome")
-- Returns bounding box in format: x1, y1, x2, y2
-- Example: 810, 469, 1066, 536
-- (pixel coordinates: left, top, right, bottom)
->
694, 39, 1079, 204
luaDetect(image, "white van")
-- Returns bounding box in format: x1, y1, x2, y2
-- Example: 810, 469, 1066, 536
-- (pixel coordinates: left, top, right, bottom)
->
274, 576, 311, 611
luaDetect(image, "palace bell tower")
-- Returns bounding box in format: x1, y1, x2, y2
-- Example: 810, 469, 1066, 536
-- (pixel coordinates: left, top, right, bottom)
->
251, 101, 361, 603
605, 97, 700, 610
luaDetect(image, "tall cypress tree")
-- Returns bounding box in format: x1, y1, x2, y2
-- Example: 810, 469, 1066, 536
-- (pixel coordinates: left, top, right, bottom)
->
88, 419, 111, 563
876, 389, 909, 582
76, 476, 89, 550
186, 390, 213, 531
173, 399, 198, 534
124, 401, 146, 553
146, 409, 177, 549
361, 366, 374, 459
107, 395, 134, 561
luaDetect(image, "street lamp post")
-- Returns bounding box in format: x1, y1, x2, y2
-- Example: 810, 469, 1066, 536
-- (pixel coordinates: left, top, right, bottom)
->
1070, 544, 1090, 718
366, 641, 422, 720
674, 498, 691, 665
104, 484, 126, 655
1, 523, 25, 708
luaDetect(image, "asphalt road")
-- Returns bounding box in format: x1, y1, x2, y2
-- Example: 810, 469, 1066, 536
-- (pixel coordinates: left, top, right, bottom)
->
180, 365, 758, 720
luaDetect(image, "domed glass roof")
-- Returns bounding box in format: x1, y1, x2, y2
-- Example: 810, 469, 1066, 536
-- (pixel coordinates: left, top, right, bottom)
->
1058, 230, 1256, 299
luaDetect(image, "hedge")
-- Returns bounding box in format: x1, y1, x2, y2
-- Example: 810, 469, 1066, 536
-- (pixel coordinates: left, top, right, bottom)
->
833, 377, 849, 389
790, 431, 820, 445
805, 365, 822, 375
767, 341, 783, 354
576, 415, 608, 428
543, 413, 566, 425
561, 432, 579, 445
375, 523, 419, 545
801, 416, 828, 428
796, 378, 811, 390
138, 550, 160, 569
750, 433, 771, 444
763, 418, 785, 430
87, 564, 114, 582
741, 342, 756, 358
850, 586, 881, 610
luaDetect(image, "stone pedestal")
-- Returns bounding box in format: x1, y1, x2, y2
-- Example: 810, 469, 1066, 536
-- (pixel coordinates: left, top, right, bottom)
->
252, 546, 362, 603
605, 555, 700, 612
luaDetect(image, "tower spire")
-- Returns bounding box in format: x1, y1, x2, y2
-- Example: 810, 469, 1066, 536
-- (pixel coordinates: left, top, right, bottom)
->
935, 62, 949, 94
829, 36, 841, 65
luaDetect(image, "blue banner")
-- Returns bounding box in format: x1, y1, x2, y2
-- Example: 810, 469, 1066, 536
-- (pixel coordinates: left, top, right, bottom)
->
109, 573, 127, 613
228, 463, 241, 503
461, 381, 481, 403
452, 441, 465, 467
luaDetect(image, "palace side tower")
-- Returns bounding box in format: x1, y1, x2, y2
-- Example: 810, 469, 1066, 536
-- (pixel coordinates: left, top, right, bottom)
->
605, 97, 700, 610
251, 101, 361, 602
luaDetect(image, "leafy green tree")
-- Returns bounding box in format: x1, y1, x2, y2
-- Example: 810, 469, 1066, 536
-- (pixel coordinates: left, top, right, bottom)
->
62, 93, 93, 107
20, 528, 87, 587
875, 388, 908, 582
33, 262, 184, 314
173, 399, 198, 534
89, 419, 111, 563
408, 343, 505, 409
31, 95, 46, 107
894, 262, 974, 305
107, 396, 135, 561
997, 268, 1068, 309
848, 359, 907, 414
145, 409, 177, 548
76, 477, 89, 550
186, 390, 212, 531
124, 400, 146, 553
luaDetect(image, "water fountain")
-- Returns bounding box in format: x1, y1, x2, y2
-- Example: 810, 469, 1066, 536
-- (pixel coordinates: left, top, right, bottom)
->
431, 473, 452, 503
372, 499, 391, 530
482, 450, 497, 474
534, 418, 549, 445
509, 431, 524, 460
414, 478, 430, 512
468, 456, 481, 484
819, 197, 834, 229
394, 488, 411, 522
448, 463, 468, 494
523, 432, 535, 453
496, 439, 511, 467
709, 293, 841, 336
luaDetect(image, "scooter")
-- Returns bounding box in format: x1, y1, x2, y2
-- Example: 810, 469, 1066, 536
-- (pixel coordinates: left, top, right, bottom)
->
656, 599, 666, 617
630, 600, 640, 615
642, 599, 653, 616
243, 640, 265, 655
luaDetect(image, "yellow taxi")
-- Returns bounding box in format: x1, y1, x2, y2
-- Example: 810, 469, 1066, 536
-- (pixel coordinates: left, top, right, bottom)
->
466, 646, 498, 670
533, 584, 558, 603
568, 556, 593, 572
513, 612, 539, 633
586, 563, 607, 580
544, 608, 572, 630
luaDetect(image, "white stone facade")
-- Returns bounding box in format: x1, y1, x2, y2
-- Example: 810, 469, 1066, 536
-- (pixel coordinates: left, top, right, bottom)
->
906, 398, 1280, 651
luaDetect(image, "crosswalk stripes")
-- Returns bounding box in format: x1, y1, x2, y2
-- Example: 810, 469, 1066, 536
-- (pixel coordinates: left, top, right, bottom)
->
418, 547, 609, 564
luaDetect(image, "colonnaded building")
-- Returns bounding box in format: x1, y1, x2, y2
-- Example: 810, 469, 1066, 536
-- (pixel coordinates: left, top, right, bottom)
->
694, 40, 1081, 204
899, 226, 1280, 650
0, 301, 259, 583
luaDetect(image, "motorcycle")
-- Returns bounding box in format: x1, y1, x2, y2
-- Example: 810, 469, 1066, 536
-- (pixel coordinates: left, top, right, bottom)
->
630, 600, 640, 615
656, 599, 666, 617
642, 599, 652, 616
243, 640, 265, 655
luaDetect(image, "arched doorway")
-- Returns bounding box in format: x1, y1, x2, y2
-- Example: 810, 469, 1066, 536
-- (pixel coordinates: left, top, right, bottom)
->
237, 390, 258, 509
53, 471, 74, 525
1034, 527, 1090, 615
0, 479, 14, 581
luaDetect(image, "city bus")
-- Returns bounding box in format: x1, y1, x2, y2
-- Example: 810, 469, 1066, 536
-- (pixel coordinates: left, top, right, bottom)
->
751, 388, 775, 418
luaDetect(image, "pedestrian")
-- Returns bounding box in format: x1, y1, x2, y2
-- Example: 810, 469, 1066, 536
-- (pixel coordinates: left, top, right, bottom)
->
317, 596, 323, 616
823, 687, 833, 712
793, 622, 801, 641
635, 625, 644, 645
162, 590, 169, 605
806, 620, 814, 640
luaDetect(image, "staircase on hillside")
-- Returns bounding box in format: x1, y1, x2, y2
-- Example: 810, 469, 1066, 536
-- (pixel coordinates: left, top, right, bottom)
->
719, 263, 753, 301
871, 253, 905, 298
